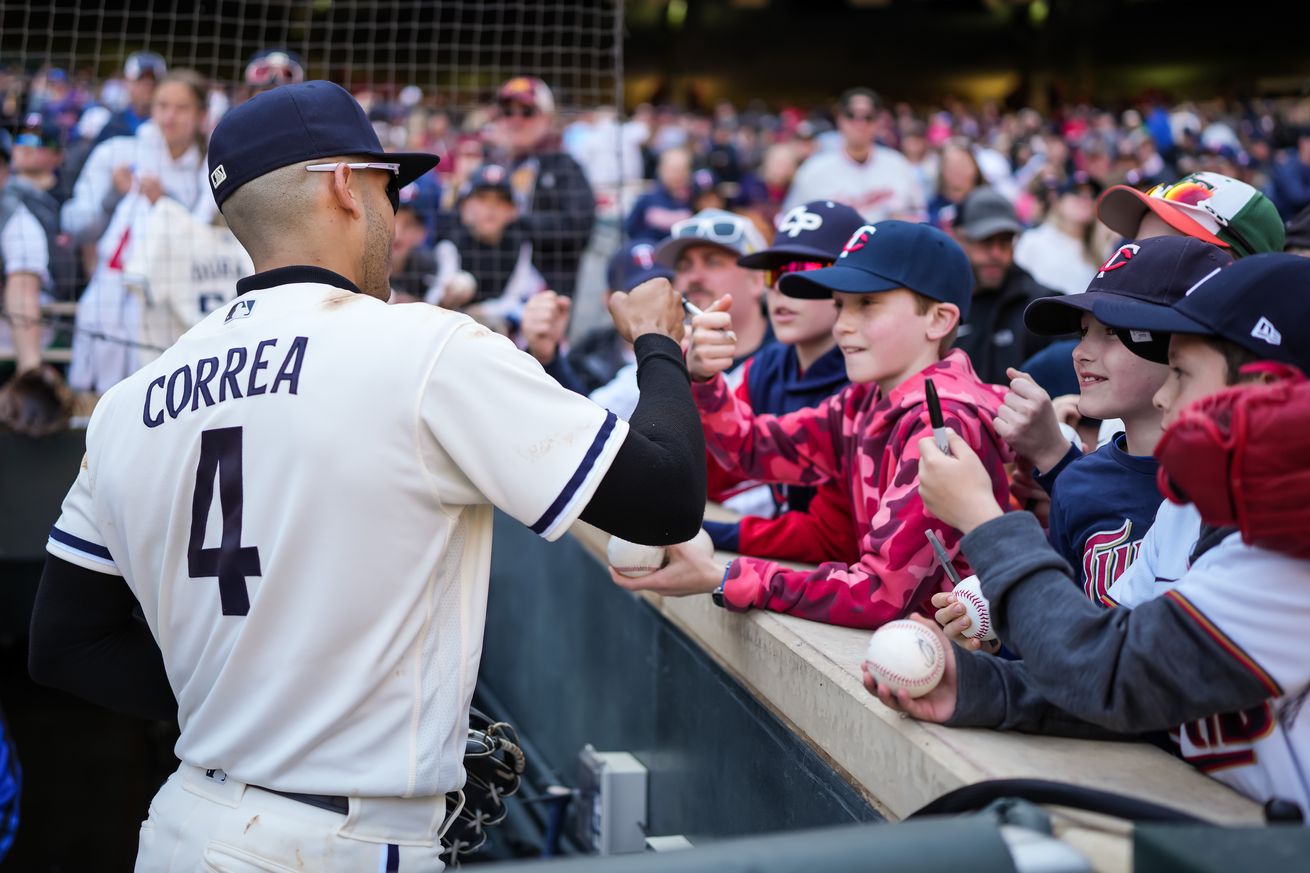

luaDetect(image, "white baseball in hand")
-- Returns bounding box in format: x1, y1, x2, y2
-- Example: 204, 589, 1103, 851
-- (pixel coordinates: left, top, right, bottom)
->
864, 620, 946, 699
607, 529, 714, 578
953, 575, 997, 642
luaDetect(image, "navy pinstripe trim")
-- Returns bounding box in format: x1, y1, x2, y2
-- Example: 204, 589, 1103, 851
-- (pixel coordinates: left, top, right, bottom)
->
530, 410, 618, 535
49, 526, 113, 561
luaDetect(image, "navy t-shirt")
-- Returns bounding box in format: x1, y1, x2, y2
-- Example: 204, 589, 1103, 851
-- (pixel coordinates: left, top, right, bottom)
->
1036, 433, 1161, 604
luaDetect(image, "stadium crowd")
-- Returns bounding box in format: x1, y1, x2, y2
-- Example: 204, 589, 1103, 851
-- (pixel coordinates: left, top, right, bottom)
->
4, 47, 1310, 863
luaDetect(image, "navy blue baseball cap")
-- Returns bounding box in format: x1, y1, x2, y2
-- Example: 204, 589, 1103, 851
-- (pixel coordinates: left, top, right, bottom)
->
207, 80, 439, 210
1095, 252, 1310, 370
608, 241, 674, 292
737, 200, 867, 269
458, 163, 513, 202
778, 220, 975, 319
1024, 237, 1233, 337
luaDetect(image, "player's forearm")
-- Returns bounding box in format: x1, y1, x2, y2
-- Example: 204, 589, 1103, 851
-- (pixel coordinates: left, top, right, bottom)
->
5, 273, 43, 371
580, 334, 705, 545
29, 557, 178, 723
962, 513, 1272, 733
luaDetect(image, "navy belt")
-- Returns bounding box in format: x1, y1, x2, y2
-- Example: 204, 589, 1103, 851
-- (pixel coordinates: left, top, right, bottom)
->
259, 786, 349, 815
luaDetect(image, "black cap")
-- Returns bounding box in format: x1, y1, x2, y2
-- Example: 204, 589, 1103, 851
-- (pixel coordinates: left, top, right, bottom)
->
1024, 237, 1233, 337
737, 200, 866, 269
779, 220, 975, 320
954, 187, 1024, 241
607, 241, 675, 292
1094, 253, 1310, 370
206, 80, 439, 210
1285, 203, 1310, 251
458, 164, 513, 202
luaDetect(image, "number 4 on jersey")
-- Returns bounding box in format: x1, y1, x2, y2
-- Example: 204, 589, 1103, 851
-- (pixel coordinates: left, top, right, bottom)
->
189, 427, 262, 615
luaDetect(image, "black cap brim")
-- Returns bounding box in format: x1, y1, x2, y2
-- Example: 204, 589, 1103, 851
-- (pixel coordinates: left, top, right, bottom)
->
385, 151, 441, 187
1090, 297, 1215, 364
738, 244, 835, 270
778, 264, 903, 299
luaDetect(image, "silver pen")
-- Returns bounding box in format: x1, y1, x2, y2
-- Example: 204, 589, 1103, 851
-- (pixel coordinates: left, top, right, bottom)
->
924, 529, 963, 588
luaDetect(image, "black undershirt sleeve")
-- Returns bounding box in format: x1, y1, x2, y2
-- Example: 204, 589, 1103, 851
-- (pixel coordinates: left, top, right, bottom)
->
29, 556, 178, 723
580, 333, 706, 545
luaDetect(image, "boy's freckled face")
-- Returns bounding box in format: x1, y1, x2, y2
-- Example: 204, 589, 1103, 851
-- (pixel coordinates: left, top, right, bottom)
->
831, 289, 930, 386
1072, 313, 1168, 421
1155, 334, 1232, 427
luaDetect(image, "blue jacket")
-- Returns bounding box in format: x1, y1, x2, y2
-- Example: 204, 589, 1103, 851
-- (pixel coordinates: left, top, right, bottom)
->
624, 185, 695, 242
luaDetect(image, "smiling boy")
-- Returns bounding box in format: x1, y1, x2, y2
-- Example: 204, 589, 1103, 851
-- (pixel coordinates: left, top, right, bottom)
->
614, 221, 1012, 629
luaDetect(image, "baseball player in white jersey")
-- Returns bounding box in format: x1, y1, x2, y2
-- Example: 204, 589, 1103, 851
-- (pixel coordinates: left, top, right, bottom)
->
124, 198, 254, 366
29, 81, 706, 871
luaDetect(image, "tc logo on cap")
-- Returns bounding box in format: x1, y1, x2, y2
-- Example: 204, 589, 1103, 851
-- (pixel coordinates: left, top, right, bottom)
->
777, 206, 823, 238
839, 225, 878, 259
631, 243, 655, 270
1097, 243, 1139, 277
210, 164, 227, 189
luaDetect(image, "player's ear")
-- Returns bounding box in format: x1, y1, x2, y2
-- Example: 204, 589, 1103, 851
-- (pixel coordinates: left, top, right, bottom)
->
328, 163, 365, 220
927, 302, 960, 341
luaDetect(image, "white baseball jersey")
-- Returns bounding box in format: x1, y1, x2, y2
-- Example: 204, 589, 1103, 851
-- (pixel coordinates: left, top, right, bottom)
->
124, 199, 254, 365
1103, 499, 1201, 608
1163, 533, 1310, 810
47, 268, 628, 798
782, 146, 927, 223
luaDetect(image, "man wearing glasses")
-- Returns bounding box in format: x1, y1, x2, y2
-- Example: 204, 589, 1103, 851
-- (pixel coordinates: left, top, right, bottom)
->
493, 76, 595, 298
782, 87, 926, 223
30, 80, 704, 871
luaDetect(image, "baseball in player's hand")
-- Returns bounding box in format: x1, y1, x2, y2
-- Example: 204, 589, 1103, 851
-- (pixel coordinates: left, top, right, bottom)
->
608, 540, 721, 597
608, 277, 685, 345
685, 296, 738, 382
862, 615, 958, 723
931, 592, 1001, 654
522, 290, 571, 365
918, 431, 1003, 535
993, 368, 1074, 474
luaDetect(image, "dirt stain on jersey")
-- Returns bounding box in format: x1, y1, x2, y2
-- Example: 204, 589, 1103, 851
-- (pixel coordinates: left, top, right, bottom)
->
244, 815, 260, 834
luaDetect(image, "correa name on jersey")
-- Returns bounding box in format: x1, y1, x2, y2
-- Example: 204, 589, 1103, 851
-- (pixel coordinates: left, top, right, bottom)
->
142, 336, 309, 428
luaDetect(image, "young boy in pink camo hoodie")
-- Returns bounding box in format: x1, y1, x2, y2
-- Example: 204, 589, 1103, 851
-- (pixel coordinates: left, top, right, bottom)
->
613, 221, 1013, 629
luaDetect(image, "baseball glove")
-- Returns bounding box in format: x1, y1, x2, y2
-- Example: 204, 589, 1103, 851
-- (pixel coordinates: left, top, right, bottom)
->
1155, 366, 1310, 558
0, 365, 73, 438
441, 707, 526, 866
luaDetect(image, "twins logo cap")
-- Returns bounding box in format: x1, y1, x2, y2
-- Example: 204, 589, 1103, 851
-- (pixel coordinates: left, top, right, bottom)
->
607, 240, 674, 292
1094, 252, 1310, 370
778, 220, 974, 320
206, 80, 440, 210
1097, 172, 1285, 258
1023, 237, 1233, 337
737, 200, 867, 269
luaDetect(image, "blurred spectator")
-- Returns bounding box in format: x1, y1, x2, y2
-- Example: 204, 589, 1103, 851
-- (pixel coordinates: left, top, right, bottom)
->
782, 87, 925, 221
0, 128, 52, 373
430, 164, 542, 318
94, 51, 166, 144
493, 76, 595, 297
590, 208, 768, 418
388, 198, 438, 303
1269, 127, 1310, 221
7, 114, 80, 300
62, 69, 215, 392
573, 105, 647, 192
950, 187, 1057, 384
927, 141, 982, 229
1286, 203, 1310, 257
1014, 173, 1105, 295
625, 146, 695, 242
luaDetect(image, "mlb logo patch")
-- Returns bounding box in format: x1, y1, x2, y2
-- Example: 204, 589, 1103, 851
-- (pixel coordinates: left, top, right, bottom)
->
224, 300, 256, 324
210, 164, 227, 189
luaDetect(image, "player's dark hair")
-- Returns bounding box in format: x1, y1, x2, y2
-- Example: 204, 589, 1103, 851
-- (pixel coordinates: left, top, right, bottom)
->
1202, 336, 1265, 384
156, 68, 210, 157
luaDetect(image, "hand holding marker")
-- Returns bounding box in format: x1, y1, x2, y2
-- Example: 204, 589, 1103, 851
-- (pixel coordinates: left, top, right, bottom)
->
925, 377, 951, 456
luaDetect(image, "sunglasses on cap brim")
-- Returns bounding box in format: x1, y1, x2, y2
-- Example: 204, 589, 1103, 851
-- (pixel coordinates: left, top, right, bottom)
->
306, 162, 402, 214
